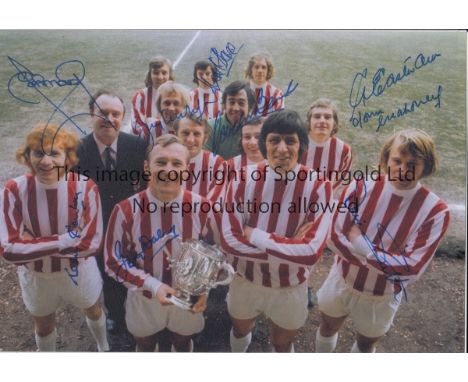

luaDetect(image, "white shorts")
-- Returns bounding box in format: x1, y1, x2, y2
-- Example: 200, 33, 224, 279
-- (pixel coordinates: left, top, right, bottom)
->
317, 266, 401, 338
227, 275, 308, 331
125, 290, 204, 338
17, 257, 103, 317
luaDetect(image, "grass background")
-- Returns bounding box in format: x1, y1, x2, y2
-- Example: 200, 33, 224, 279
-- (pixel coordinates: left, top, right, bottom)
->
0, 30, 465, 238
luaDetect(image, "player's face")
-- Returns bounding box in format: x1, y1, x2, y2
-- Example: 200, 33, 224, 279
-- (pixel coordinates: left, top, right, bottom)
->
241, 123, 263, 162
160, 93, 184, 125
387, 143, 425, 190
265, 132, 300, 174
308, 106, 335, 142
196, 67, 214, 89
225, 90, 249, 125
146, 143, 188, 201
176, 118, 206, 159
251, 58, 268, 86
91, 94, 124, 145
151, 64, 170, 89
29, 144, 67, 185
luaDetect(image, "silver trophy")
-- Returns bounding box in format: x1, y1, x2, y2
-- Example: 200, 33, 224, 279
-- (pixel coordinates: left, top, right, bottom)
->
167, 239, 235, 310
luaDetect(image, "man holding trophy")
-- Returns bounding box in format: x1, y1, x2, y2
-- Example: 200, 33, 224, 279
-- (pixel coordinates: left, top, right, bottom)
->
220, 110, 333, 352
104, 135, 224, 352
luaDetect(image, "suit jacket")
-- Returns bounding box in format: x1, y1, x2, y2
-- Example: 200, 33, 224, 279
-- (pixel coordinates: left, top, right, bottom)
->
76, 132, 147, 227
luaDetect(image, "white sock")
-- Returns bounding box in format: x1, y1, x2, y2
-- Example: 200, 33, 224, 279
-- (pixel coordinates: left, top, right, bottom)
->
171, 339, 193, 352
35, 329, 57, 351
86, 313, 110, 352
230, 329, 252, 352
315, 330, 338, 352
351, 341, 376, 353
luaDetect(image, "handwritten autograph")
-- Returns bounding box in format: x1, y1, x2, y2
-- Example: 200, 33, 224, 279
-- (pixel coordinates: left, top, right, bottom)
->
208, 42, 244, 92
113, 225, 179, 282
343, 180, 410, 300
348, 52, 442, 131
63, 191, 87, 286
7, 57, 96, 151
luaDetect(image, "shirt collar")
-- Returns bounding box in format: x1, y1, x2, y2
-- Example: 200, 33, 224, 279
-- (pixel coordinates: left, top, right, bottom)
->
93, 132, 118, 156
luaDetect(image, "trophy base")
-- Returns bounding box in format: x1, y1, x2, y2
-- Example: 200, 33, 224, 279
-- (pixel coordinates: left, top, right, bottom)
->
167, 295, 193, 310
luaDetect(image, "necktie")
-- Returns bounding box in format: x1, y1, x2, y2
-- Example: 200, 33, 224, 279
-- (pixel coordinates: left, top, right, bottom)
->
104, 146, 116, 171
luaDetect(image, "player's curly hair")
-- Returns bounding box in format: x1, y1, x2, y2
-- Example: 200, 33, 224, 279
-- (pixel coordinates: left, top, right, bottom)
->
16, 124, 80, 171
245, 52, 275, 81
379, 129, 439, 178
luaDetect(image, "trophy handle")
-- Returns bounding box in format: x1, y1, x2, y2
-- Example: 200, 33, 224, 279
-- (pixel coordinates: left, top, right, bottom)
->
212, 262, 235, 287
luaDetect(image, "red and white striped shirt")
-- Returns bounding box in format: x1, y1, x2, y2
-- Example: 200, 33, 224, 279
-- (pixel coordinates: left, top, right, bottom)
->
300, 136, 352, 195
0, 173, 102, 273
211, 154, 266, 203
220, 162, 332, 288
104, 188, 215, 298
328, 176, 450, 296
184, 150, 225, 201
251, 82, 284, 117
190, 88, 223, 119
131, 87, 159, 137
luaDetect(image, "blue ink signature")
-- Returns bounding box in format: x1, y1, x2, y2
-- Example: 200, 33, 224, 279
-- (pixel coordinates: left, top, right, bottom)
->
343, 180, 409, 300
210, 80, 299, 155
64, 252, 80, 286
6, 57, 106, 153
65, 192, 86, 239
348, 52, 442, 131
208, 42, 244, 92
113, 225, 179, 282
253, 79, 298, 117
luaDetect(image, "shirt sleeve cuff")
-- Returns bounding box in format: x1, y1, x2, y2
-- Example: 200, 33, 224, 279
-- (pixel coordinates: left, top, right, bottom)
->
58, 233, 77, 251
143, 277, 162, 296
249, 228, 269, 252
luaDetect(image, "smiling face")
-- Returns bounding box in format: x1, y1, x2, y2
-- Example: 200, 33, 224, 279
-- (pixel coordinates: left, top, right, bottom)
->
91, 94, 124, 146
150, 64, 170, 89
251, 58, 268, 86
387, 142, 425, 190
146, 142, 188, 201
160, 93, 184, 126
265, 132, 300, 174
225, 89, 249, 125
29, 144, 67, 185
241, 123, 263, 162
308, 106, 335, 143
176, 118, 206, 159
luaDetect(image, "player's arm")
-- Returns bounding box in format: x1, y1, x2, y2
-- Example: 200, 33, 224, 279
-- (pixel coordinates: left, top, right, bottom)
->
0, 183, 80, 263
57, 180, 103, 258
246, 179, 333, 266
364, 201, 450, 283
328, 179, 370, 266
219, 173, 266, 259
104, 204, 172, 302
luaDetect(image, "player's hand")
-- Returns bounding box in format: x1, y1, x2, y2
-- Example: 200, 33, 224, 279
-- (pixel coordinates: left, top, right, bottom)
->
244, 225, 254, 241
191, 293, 208, 313
294, 221, 314, 240
156, 284, 178, 305
347, 224, 362, 241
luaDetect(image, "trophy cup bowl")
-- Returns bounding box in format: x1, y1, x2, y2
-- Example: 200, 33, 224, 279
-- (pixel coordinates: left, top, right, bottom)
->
167, 239, 235, 310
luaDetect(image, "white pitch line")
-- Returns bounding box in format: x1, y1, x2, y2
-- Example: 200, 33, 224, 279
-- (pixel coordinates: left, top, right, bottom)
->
173, 30, 201, 69
448, 204, 465, 212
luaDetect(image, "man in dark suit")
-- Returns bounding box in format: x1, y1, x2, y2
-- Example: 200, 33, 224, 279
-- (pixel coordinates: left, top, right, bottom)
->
76, 90, 147, 344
